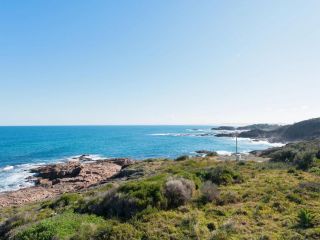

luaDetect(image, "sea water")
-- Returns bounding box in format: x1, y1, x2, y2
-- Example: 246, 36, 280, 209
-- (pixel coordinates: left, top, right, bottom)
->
0, 126, 282, 192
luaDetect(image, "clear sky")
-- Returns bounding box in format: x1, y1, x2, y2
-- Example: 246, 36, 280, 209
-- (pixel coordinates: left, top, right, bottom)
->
1, 1, 320, 125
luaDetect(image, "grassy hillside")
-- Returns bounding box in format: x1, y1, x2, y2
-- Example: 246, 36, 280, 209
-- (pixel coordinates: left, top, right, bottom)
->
0, 155, 320, 240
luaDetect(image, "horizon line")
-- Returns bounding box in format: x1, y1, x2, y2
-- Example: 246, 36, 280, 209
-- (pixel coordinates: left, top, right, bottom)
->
0, 122, 288, 127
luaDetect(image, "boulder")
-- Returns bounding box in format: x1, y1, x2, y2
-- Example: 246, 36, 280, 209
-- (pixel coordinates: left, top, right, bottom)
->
31, 162, 83, 180
106, 158, 135, 167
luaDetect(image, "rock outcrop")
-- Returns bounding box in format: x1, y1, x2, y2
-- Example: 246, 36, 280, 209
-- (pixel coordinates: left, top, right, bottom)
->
0, 157, 135, 207
31, 162, 83, 180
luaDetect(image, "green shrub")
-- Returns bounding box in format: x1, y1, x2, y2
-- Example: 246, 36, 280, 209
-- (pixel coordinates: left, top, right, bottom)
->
13, 213, 106, 240
294, 152, 315, 170
82, 178, 166, 219
297, 209, 315, 228
119, 180, 165, 209
286, 193, 303, 204
218, 191, 241, 205
14, 221, 57, 240
0, 216, 27, 239
287, 168, 297, 174
96, 191, 143, 219
94, 223, 143, 240
203, 166, 243, 185
48, 193, 83, 210
207, 151, 218, 157
175, 155, 190, 161
164, 177, 195, 208
309, 167, 320, 176
265, 141, 320, 170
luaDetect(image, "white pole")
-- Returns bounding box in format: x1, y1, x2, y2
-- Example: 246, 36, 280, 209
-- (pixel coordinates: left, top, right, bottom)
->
236, 132, 238, 155
236, 131, 240, 161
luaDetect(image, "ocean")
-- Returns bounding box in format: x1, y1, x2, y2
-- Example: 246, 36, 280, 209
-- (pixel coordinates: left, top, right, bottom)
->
0, 126, 282, 192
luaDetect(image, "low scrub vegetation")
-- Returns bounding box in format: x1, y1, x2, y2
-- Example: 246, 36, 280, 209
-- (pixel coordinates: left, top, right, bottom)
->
200, 165, 244, 185
260, 140, 320, 170
1, 152, 320, 240
164, 177, 195, 208
297, 209, 315, 229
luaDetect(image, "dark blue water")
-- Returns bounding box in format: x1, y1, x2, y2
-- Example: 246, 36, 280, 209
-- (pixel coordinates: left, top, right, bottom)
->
0, 126, 281, 191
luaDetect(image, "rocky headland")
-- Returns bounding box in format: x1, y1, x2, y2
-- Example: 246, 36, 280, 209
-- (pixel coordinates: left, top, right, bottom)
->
214, 117, 320, 143
0, 156, 135, 207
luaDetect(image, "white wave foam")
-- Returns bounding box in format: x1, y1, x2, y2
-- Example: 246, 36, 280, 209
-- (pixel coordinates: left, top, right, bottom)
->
186, 128, 212, 132
150, 132, 216, 137
150, 133, 176, 136
1, 165, 14, 172
236, 137, 285, 147
216, 150, 232, 156
0, 153, 110, 192
66, 154, 105, 162
149, 133, 189, 137
0, 162, 45, 192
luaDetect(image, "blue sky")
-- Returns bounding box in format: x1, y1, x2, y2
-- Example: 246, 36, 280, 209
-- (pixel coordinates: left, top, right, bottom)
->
1, 0, 319, 125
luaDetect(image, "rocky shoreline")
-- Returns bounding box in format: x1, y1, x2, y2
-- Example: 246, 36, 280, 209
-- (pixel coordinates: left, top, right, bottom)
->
0, 156, 135, 207
0, 153, 270, 208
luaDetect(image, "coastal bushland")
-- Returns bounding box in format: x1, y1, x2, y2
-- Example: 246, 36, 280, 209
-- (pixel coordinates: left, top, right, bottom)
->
1, 151, 320, 240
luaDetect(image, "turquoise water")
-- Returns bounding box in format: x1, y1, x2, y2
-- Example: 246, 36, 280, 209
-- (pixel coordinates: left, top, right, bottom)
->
0, 126, 280, 192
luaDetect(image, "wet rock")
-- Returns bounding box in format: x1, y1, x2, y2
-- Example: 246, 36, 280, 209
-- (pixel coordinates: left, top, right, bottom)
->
195, 150, 218, 157
211, 126, 236, 131
0, 160, 124, 207
31, 162, 83, 180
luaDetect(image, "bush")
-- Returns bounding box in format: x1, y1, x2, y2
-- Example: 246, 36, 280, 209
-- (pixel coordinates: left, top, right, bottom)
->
13, 213, 105, 240
309, 167, 320, 176
200, 181, 220, 203
286, 193, 303, 204
218, 191, 241, 205
119, 180, 165, 209
14, 221, 57, 240
97, 191, 143, 219
164, 177, 195, 208
94, 223, 142, 240
81, 178, 166, 219
0, 216, 27, 239
264, 141, 320, 170
175, 155, 189, 161
203, 166, 243, 185
287, 168, 297, 174
294, 152, 315, 170
48, 193, 83, 210
297, 209, 315, 228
